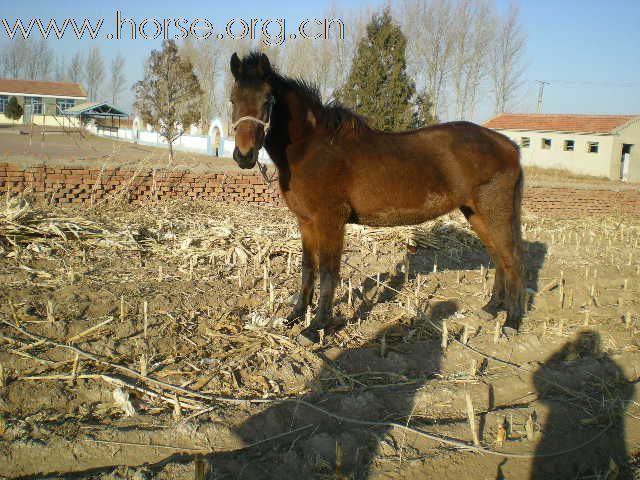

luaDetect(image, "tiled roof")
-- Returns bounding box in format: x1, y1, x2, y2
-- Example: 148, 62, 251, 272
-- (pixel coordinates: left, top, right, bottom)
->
0, 79, 86, 98
484, 113, 638, 134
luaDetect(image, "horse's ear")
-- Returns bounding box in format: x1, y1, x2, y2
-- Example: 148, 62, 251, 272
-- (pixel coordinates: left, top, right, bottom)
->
230, 53, 241, 79
257, 53, 272, 79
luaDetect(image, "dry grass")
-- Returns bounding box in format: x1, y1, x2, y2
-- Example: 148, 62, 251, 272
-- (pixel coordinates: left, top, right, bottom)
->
0, 193, 639, 479
523, 165, 630, 184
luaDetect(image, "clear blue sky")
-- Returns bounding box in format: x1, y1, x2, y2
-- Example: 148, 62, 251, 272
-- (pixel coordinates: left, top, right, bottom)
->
2, 0, 639, 121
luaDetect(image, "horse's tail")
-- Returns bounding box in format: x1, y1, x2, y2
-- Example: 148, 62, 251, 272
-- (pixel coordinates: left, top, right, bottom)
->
513, 167, 524, 247
512, 165, 526, 308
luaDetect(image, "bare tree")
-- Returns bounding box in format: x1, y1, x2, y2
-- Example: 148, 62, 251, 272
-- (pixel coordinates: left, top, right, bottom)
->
53, 54, 67, 81
180, 38, 222, 127
85, 46, 105, 100
449, 0, 494, 120
23, 39, 53, 80
134, 40, 203, 163
0, 43, 6, 78
3, 39, 31, 78
108, 53, 126, 105
217, 38, 251, 133
321, 5, 374, 99
490, 3, 526, 114
67, 52, 84, 83
400, 0, 456, 120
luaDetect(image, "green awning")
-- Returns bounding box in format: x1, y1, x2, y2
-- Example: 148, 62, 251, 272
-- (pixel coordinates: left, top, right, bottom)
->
60, 101, 129, 118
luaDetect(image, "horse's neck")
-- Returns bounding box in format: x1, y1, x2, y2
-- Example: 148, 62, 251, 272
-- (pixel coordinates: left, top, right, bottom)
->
265, 85, 314, 172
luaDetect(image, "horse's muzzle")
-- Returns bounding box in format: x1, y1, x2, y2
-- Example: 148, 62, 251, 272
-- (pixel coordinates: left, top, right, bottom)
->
233, 147, 258, 169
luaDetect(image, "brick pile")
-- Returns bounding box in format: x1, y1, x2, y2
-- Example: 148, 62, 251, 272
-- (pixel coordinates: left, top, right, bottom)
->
0, 162, 638, 217
0, 163, 284, 206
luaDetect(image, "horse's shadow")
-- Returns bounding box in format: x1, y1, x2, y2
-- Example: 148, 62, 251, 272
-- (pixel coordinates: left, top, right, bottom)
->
47, 234, 548, 478
203, 236, 547, 478
210, 299, 458, 478
347, 228, 547, 326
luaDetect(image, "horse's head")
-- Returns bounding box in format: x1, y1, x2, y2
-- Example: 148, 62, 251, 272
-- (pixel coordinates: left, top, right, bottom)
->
229, 52, 274, 169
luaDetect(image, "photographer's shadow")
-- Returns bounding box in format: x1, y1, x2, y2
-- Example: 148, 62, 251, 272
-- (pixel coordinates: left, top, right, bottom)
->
530, 330, 633, 479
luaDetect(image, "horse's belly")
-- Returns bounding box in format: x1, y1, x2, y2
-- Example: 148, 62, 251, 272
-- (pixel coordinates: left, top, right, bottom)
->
353, 196, 457, 227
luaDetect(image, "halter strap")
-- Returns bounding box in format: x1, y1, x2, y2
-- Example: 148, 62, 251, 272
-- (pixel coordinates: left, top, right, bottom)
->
232, 115, 270, 133
231, 97, 275, 134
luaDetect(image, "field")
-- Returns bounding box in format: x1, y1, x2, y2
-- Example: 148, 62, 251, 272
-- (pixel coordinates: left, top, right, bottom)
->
0, 127, 233, 174
0, 189, 639, 479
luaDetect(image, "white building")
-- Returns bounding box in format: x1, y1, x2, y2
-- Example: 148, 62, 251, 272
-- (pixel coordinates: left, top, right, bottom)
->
485, 113, 640, 181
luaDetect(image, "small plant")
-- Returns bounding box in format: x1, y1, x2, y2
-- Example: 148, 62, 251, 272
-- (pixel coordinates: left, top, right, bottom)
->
5, 96, 23, 125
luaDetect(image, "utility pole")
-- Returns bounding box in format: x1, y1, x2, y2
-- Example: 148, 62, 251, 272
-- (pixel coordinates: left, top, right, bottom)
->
536, 80, 550, 113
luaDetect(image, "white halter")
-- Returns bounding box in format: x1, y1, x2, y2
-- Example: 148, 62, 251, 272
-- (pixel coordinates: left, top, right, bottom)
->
231, 98, 276, 186
231, 97, 275, 134
231, 115, 270, 134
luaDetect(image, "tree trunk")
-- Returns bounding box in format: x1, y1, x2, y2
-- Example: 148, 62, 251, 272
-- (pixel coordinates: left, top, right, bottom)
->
168, 140, 174, 165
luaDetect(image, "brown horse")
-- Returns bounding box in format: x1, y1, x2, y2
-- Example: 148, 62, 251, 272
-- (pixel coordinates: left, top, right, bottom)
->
229, 52, 525, 345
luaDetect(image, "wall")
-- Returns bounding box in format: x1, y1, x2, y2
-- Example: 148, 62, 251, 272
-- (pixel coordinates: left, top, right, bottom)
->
497, 129, 615, 178
90, 123, 271, 162
0, 162, 284, 207
0, 162, 638, 218
0, 114, 82, 128
614, 119, 640, 182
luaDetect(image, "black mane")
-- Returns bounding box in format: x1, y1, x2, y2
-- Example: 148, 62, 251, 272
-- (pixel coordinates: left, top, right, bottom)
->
237, 51, 369, 136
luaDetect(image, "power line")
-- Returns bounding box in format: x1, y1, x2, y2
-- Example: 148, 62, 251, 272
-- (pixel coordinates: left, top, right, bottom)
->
543, 79, 640, 87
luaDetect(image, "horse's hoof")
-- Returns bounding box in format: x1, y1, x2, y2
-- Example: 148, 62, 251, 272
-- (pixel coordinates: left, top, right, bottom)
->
296, 328, 319, 346
481, 298, 504, 318
476, 309, 496, 321
284, 312, 303, 327
502, 326, 518, 338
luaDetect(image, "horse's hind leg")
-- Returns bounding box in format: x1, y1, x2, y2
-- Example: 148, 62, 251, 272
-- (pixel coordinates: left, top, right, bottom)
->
461, 207, 506, 313
467, 172, 525, 329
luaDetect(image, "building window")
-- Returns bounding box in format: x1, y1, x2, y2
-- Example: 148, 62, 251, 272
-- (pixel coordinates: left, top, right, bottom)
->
0, 95, 7, 114
56, 98, 75, 114
564, 140, 575, 151
25, 96, 43, 115
541, 138, 552, 149
520, 137, 530, 148
588, 142, 599, 153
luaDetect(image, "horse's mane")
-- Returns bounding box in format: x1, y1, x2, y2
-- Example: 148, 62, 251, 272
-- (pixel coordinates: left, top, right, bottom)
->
238, 52, 370, 137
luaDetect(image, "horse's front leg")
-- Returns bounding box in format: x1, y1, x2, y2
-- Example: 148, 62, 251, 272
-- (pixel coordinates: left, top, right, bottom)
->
297, 221, 344, 345
285, 219, 316, 325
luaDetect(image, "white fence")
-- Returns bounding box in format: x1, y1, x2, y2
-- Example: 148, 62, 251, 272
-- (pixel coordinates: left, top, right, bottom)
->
86, 117, 272, 162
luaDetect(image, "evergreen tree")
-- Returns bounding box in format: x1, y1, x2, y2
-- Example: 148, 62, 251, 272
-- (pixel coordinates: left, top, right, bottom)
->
337, 10, 418, 132
414, 90, 439, 128
5, 97, 23, 125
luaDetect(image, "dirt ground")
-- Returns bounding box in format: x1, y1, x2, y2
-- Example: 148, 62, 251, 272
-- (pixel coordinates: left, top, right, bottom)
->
0, 194, 639, 479
0, 127, 238, 175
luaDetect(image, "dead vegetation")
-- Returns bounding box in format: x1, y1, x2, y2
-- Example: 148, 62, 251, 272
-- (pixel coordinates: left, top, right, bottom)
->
0, 195, 639, 479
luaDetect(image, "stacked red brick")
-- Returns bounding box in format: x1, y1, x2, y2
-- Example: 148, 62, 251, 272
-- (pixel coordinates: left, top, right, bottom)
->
0, 163, 284, 206
0, 162, 638, 217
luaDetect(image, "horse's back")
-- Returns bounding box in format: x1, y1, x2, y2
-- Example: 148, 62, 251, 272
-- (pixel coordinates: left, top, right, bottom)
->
335, 121, 521, 227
